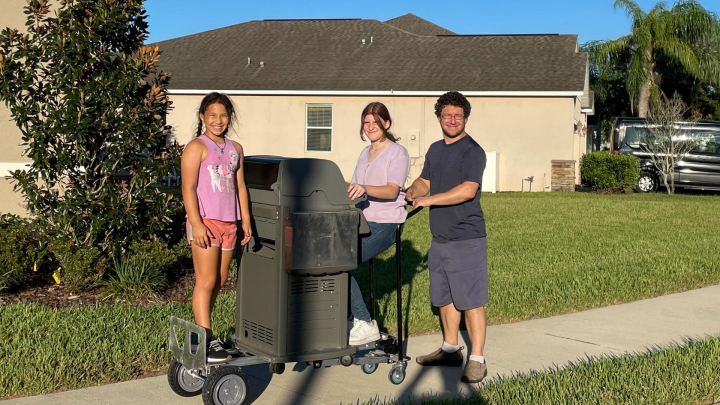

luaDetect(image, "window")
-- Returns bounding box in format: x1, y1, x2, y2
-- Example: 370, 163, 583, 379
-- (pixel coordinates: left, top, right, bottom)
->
688, 129, 720, 154
306, 104, 332, 152
622, 124, 720, 155
622, 126, 653, 148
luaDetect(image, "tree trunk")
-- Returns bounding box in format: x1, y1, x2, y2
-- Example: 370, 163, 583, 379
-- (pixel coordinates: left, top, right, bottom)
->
666, 172, 674, 195
638, 74, 652, 118
638, 53, 654, 118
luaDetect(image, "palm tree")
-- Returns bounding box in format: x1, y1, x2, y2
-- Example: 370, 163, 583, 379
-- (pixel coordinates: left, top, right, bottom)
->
593, 0, 720, 118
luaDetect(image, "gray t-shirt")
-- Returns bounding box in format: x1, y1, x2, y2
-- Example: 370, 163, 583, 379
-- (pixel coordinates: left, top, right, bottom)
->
419, 135, 487, 242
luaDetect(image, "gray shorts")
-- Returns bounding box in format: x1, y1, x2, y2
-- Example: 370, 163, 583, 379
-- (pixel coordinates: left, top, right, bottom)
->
428, 237, 488, 310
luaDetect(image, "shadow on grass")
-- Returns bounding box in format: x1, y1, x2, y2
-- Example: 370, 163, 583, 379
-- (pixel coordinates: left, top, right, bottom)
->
353, 239, 428, 336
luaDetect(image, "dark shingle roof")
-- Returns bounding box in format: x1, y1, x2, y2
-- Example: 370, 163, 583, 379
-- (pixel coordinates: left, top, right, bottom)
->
153, 15, 587, 93
384, 13, 456, 36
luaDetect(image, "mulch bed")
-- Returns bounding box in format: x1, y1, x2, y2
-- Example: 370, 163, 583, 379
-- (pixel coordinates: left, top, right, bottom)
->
0, 269, 237, 308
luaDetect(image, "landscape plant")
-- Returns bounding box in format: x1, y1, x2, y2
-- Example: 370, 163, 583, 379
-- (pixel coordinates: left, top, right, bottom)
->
0, 0, 182, 292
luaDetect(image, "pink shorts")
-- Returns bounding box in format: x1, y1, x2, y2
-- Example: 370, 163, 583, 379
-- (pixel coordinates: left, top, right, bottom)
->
186, 218, 237, 251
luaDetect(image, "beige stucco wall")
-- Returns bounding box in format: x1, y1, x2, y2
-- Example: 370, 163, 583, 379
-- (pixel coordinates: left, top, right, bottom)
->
168, 94, 578, 192
468, 96, 576, 191
0, 0, 42, 216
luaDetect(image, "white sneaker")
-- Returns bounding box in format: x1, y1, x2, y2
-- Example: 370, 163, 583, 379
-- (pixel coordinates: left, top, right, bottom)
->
348, 318, 360, 338
349, 319, 381, 346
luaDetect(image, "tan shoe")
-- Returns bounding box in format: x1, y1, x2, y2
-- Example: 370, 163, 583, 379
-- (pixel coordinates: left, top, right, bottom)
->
416, 347, 464, 367
461, 359, 487, 383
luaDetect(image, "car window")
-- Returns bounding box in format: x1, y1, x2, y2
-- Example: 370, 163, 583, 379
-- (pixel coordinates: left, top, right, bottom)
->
687, 129, 720, 154
624, 126, 652, 148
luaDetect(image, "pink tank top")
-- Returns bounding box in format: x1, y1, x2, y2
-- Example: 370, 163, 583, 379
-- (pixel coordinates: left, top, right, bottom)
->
194, 135, 242, 222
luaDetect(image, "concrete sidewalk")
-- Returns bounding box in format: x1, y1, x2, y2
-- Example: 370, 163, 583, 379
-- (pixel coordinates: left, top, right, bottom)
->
4, 285, 720, 405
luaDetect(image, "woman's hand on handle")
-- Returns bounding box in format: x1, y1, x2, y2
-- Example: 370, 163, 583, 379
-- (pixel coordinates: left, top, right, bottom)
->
347, 183, 367, 201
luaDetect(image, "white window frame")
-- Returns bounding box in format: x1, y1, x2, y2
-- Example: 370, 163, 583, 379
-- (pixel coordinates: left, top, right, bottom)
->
305, 103, 333, 153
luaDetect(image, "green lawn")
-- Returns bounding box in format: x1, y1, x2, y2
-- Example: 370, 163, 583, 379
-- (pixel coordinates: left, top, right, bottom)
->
368, 336, 720, 405
2, 192, 720, 399
0, 296, 236, 399
364, 192, 720, 335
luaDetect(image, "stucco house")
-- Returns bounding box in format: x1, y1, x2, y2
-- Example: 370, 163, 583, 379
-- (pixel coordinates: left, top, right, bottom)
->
0, 4, 593, 215
155, 14, 594, 193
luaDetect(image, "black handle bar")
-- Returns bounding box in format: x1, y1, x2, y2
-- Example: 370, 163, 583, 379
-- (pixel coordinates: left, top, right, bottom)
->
406, 202, 424, 221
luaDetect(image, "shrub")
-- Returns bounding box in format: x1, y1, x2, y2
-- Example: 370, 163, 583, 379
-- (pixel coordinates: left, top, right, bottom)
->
104, 255, 166, 301
172, 241, 192, 262
129, 239, 193, 278
128, 240, 177, 274
0, 0, 182, 254
49, 243, 107, 293
0, 215, 47, 292
103, 239, 193, 301
580, 151, 640, 192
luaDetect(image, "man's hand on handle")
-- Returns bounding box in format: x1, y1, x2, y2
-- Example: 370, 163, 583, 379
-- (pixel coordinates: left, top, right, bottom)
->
411, 196, 432, 208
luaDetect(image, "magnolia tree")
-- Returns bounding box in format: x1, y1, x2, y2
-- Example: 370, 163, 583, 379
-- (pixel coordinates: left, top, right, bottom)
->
0, 0, 181, 251
643, 94, 698, 195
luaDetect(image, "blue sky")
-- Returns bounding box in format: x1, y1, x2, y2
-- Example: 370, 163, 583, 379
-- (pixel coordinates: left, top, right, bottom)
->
145, 0, 720, 45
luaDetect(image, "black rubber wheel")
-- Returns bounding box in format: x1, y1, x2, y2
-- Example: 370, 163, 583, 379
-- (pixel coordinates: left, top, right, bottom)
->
362, 363, 378, 374
269, 362, 285, 375
167, 360, 204, 397
202, 366, 249, 405
637, 171, 658, 192
383, 342, 399, 355
388, 365, 406, 385
340, 354, 354, 367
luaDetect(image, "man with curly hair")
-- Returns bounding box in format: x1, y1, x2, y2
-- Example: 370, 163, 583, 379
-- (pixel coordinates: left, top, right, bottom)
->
406, 91, 488, 383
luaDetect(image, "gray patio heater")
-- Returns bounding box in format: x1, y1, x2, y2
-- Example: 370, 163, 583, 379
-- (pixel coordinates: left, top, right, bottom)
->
234, 157, 369, 364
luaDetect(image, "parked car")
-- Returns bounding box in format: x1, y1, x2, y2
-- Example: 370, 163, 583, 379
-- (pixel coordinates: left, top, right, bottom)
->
611, 117, 720, 192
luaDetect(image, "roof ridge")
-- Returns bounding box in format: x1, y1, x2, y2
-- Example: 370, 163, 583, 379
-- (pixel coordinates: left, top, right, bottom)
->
438, 33, 560, 37
383, 13, 456, 36
150, 20, 259, 44
375, 19, 447, 38
262, 18, 361, 21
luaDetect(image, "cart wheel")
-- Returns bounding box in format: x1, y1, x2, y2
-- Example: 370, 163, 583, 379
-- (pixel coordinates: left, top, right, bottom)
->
362, 363, 378, 374
167, 360, 204, 397
202, 366, 249, 405
340, 354, 354, 367
388, 365, 405, 385
269, 362, 285, 375
383, 342, 399, 355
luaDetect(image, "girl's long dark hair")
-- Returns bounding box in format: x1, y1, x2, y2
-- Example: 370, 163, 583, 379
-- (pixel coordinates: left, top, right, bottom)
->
359, 102, 399, 142
194, 92, 237, 138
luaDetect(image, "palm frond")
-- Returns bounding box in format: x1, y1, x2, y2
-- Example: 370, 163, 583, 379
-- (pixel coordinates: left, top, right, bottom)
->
614, 0, 647, 26
693, 51, 720, 85
595, 36, 633, 65
648, 1, 669, 15
634, 17, 655, 54
670, 0, 720, 46
656, 36, 700, 72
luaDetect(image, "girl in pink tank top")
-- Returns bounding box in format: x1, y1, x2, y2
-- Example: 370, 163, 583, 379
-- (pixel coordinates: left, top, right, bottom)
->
180, 92, 251, 363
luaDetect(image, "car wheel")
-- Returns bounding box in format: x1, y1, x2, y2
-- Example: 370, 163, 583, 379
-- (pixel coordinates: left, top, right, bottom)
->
637, 171, 657, 192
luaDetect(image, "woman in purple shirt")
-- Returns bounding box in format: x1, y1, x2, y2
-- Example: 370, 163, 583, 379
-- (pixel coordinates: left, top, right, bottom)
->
347, 102, 410, 346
